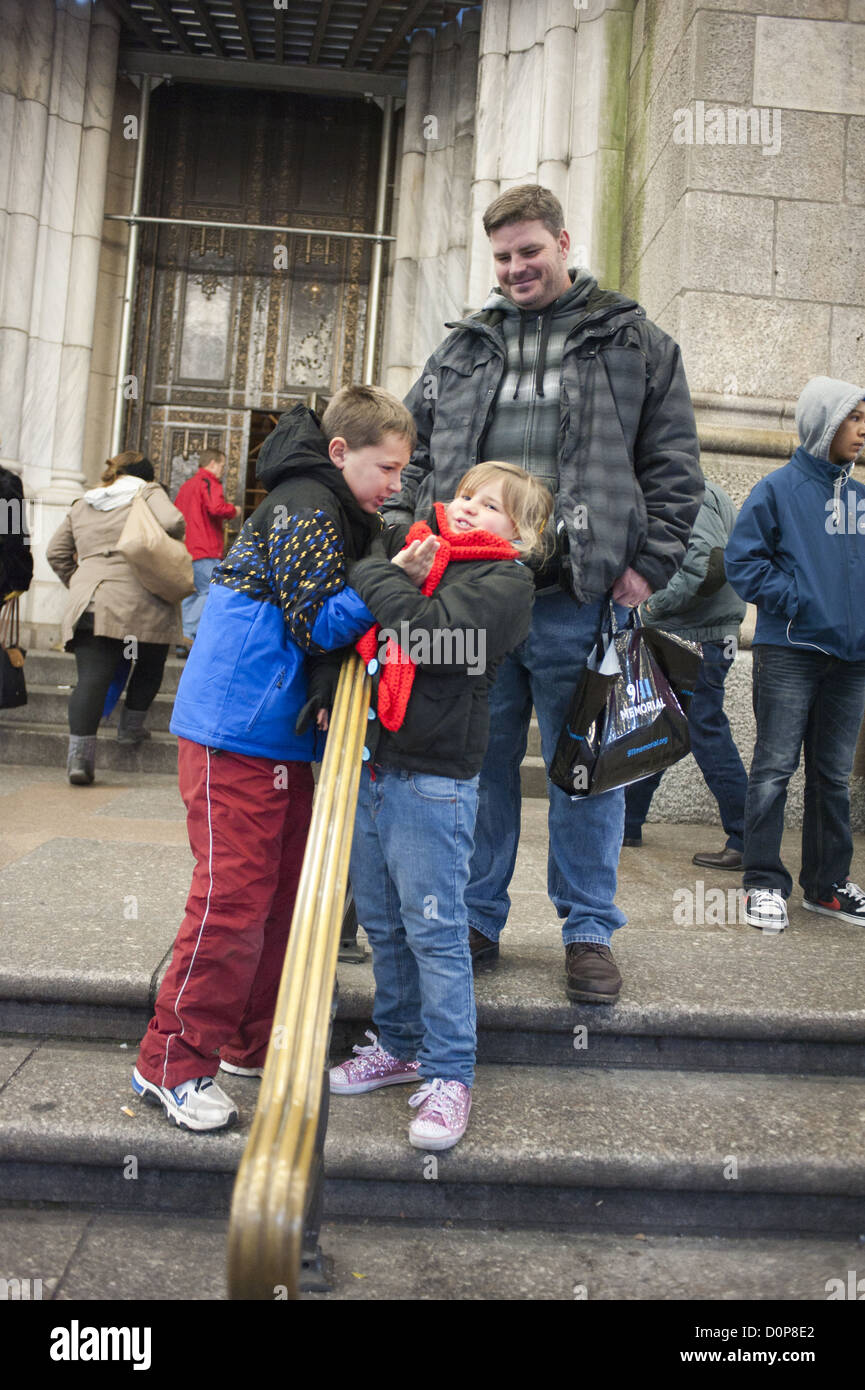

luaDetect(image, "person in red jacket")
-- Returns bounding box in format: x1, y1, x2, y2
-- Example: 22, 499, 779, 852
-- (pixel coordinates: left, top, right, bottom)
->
173, 448, 240, 655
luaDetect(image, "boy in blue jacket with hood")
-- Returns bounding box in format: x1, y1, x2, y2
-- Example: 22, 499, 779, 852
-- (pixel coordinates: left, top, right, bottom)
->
725, 376, 865, 932
133, 386, 415, 1130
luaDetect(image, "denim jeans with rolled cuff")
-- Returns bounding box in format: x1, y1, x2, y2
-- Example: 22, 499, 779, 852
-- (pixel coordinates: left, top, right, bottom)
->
349, 764, 478, 1087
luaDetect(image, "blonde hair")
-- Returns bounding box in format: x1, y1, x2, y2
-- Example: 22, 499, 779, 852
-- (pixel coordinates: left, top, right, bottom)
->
101, 450, 153, 485
322, 384, 417, 452
454, 461, 553, 562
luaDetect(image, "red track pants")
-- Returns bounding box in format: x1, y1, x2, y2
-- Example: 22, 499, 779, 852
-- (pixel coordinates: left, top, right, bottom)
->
136, 738, 314, 1089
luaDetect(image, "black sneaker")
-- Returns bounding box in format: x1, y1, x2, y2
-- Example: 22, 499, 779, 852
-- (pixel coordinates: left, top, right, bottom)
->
803, 879, 865, 925
468, 926, 499, 970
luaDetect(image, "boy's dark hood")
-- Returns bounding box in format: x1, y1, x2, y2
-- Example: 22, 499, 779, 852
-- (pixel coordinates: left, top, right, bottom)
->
256, 404, 376, 540
256, 404, 336, 490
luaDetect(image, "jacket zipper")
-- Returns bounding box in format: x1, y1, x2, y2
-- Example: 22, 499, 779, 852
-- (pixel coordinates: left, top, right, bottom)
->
246, 667, 286, 731
523, 316, 543, 470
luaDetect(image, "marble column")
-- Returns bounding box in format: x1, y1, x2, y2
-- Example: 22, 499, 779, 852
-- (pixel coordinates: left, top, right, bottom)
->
0, 0, 120, 632
383, 14, 481, 397
384, 1, 637, 385
0, 0, 54, 481
383, 31, 431, 399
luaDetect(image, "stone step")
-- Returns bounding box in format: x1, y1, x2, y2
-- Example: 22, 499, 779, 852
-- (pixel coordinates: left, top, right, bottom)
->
0, 723, 179, 773
0, 688, 176, 731
17, 650, 187, 695
2, 1038, 863, 1233
1, 1203, 861, 1301
0, 796, 862, 1074
0, 722, 544, 793
7, 653, 865, 827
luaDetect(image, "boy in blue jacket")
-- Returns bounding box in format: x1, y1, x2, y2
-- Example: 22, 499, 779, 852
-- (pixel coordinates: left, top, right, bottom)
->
133, 387, 415, 1130
725, 376, 865, 932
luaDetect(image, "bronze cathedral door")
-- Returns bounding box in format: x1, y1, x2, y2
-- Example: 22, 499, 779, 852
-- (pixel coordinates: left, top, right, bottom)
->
125, 84, 381, 525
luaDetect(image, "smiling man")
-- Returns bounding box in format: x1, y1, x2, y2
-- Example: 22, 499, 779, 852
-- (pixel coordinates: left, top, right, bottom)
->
384, 184, 703, 1003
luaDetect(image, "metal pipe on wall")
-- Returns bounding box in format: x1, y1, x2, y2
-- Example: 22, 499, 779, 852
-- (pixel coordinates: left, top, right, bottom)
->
104, 213, 395, 244
110, 76, 152, 458
362, 95, 394, 385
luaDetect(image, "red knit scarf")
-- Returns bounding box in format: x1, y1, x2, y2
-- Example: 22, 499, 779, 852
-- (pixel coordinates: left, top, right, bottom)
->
356, 502, 519, 731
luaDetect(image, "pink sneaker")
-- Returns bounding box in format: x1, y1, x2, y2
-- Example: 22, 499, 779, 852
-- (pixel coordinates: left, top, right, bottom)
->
408, 1078, 472, 1150
329, 1031, 420, 1095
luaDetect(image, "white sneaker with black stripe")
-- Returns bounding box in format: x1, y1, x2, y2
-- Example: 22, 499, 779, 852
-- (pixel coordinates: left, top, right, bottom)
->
131, 1067, 238, 1132
744, 889, 788, 932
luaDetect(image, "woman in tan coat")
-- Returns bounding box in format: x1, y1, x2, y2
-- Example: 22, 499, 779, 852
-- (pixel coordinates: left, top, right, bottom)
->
46, 452, 185, 784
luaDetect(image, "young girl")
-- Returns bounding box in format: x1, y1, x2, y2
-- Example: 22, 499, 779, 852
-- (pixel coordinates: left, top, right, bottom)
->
329, 462, 552, 1150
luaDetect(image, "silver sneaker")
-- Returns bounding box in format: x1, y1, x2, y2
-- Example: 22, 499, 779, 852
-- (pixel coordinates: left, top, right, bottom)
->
131, 1066, 238, 1132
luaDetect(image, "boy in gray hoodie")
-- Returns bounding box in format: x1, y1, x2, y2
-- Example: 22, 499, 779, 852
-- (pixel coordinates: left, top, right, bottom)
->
725, 377, 865, 932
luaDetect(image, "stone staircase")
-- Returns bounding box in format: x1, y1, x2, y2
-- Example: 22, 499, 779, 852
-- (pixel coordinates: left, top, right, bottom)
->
2, 659, 865, 1299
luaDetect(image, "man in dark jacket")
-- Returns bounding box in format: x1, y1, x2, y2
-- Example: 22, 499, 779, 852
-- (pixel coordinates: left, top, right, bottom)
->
623, 480, 748, 868
385, 184, 703, 1002
173, 448, 240, 654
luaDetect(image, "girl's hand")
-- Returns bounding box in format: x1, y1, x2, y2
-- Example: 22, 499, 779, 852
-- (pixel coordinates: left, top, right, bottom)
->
392, 535, 439, 587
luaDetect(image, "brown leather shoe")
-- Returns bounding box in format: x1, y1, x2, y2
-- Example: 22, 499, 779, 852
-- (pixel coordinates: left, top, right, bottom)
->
565, 943, 622, 1003
469, 926, 499, 971
691, 848, 743, 870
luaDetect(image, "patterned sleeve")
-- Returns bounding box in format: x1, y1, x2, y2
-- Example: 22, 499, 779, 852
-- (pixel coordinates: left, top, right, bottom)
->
268, 509, 373, 653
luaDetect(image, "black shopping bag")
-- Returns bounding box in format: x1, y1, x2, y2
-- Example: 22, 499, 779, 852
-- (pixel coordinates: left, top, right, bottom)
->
0, 596, 27, 709
550, 605, 701, 797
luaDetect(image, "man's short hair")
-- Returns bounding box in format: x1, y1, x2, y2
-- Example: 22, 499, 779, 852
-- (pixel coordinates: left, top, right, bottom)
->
322, 385, 417, 452
482, 184, 565, 240
199, 447, 226, 470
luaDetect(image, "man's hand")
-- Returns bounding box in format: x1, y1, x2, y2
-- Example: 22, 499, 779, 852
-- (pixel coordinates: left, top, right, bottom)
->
611, 566, 652, 607
391, 535, 439, 587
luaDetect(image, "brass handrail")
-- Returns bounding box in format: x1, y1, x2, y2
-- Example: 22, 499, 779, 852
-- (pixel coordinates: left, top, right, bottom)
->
227, 652, 371, 1299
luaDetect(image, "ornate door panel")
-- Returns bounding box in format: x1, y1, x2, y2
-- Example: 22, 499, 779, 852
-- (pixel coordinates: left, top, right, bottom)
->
126, 85, 379, 508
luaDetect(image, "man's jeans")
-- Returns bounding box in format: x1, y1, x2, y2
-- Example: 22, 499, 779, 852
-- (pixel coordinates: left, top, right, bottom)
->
625, 640, 748, 851
350, 765, 478, 1087
744, 644, 865, 900
466, 591, 628, 948
181, 556, 219, 640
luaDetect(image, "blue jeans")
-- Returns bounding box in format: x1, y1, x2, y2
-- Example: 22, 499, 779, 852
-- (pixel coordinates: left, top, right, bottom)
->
466, 591, 628, 948
181, 556, 219, 640
625, 640, 748, 851
744, 644, 865, 899
349, 765, 479, 1086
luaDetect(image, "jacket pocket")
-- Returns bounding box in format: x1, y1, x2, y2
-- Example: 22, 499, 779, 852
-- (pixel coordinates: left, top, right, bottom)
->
245, 667, 286, 732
